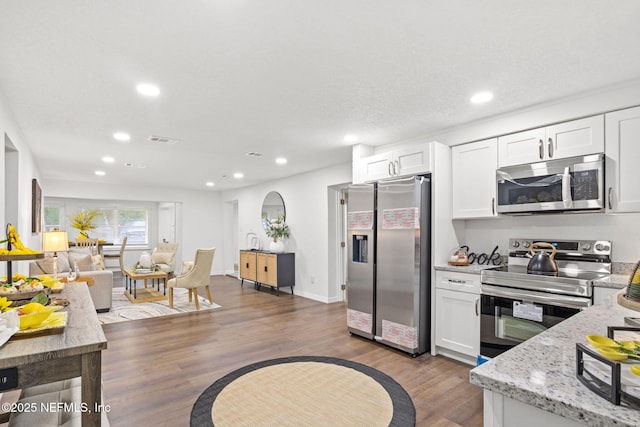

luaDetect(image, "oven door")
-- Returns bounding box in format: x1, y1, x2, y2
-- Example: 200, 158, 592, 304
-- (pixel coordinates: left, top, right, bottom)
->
480, 284, 588, 358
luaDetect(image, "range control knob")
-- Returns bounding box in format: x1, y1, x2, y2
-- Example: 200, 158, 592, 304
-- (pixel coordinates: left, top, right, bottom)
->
512, 241, 520, 248
581, 243, 592, 251
523, 242, 531, 248
595, 243, 610, 251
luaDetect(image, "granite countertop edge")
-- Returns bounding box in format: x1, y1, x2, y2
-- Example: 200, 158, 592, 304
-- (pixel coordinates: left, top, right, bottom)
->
434, 264, 500, 274
469, 302, 640, 427
593, 273, 628, 289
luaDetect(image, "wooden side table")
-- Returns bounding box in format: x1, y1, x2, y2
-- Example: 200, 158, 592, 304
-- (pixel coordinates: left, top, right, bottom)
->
124, 269, 168, 303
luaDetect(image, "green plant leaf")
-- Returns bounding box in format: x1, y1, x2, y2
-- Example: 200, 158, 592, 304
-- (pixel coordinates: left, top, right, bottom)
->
31, 293, 49, 305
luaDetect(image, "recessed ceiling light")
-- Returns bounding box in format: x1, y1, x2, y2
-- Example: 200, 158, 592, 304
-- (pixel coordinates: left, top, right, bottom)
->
344, 134, 359, 143
470, 91, 494, 104
95, 170, 106, 176
275, 157, 287, 165
233, 172, 244, 179
136, 83, 160, 97
102, 156, 115, 163
205, 181, 215, 187
113, 132, 130, 142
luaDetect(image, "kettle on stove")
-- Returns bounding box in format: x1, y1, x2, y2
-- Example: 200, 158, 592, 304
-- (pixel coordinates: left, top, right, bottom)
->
527, 242, 558, 275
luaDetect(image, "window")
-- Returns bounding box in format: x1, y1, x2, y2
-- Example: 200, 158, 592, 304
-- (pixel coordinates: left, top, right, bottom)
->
43, 206, 63, 232
44, 198, 153, 245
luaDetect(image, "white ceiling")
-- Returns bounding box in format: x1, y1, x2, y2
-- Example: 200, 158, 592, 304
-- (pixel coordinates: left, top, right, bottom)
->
1, 1, 640, 191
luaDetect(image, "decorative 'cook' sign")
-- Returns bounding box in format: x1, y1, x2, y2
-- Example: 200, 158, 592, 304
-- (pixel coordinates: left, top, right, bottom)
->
459, 245, 502, 265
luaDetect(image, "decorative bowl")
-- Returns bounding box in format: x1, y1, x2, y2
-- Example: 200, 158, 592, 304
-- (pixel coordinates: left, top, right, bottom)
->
18, 306, 63, 330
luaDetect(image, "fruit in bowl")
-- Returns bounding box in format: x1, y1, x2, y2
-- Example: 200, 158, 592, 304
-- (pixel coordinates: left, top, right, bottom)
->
17, 303, 62, 330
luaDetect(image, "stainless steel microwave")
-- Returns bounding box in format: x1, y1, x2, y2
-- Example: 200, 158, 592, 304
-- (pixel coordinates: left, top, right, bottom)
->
496, 153, 604, 214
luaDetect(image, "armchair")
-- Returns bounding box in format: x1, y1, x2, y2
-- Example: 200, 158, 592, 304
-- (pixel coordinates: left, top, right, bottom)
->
151, 242, 178, 277
167, 248, 215, 310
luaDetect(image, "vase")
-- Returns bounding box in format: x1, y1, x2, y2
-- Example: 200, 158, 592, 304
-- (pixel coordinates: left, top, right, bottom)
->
269, 239, 285, 253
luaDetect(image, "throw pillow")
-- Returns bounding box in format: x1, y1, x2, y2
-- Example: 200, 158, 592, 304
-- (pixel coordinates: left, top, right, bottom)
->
36, 252, 71, 274
68, 252, 97, 272
151, 252, 174, 265
92, 255, 106, 270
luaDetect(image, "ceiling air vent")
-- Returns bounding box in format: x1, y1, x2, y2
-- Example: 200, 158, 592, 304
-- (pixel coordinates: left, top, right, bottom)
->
147, 135, 181, 145
124, 162, 147, 169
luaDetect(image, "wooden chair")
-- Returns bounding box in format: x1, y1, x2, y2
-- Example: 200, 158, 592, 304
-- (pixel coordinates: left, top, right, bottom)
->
117, 236, 128, 277
75, 238, 99, 255
167, 248, 215, 310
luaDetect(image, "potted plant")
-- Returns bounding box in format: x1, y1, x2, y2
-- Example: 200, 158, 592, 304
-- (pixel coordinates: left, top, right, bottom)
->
70, 210, 99, 240
265, 214, 290, 253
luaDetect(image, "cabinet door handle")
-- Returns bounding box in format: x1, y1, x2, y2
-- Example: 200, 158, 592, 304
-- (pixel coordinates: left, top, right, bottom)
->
264, 266, 268, 272
388, 162, 393, 176
246, 263, 249, 268
394, 160, 399, 175
475, 297, 479, 316
448, 279, 466, 284
491, 197, 495, 215
538, 139, 544, 159
547, 137, 554, 158
608, 187, 613, 210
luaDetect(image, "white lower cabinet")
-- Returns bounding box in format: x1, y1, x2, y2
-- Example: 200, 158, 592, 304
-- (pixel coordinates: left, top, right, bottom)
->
435, 271, 480, 365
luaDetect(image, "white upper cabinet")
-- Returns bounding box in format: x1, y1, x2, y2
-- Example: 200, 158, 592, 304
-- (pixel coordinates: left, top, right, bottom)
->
358, 142, 432, 182
452, 138, 498, 218
605, 106, 640, 212
498, 115, 604, 167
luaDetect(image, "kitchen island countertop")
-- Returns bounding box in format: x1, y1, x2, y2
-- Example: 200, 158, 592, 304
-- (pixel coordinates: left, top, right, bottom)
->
470, 291, 640, 427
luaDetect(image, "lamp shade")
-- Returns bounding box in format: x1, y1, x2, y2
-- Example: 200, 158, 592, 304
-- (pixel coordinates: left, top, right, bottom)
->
42, 230, 69, 253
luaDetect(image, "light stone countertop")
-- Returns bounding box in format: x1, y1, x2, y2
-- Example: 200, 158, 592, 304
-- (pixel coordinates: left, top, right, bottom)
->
593, 273, 629, 290
433, 264, 501, 274
470, 295, 640, 427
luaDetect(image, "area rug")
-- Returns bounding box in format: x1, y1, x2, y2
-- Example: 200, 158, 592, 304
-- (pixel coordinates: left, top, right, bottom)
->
191, 356, 415, 427
97, 287, 221, 325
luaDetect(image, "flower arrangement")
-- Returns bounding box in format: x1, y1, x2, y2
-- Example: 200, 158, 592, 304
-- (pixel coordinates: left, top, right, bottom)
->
0, 224, 40, 255
264, 214, 290, 242
70, 210, 99, 239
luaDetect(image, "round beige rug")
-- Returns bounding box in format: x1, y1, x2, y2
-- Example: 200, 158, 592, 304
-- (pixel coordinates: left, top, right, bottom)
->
191, 356, 415, 427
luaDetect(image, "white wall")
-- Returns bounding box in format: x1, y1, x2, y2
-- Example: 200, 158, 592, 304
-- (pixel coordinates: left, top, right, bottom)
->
462, 213, 640, 264
222, 162, 352, 303
42, 180, 224, 274
0, 89, 43, 277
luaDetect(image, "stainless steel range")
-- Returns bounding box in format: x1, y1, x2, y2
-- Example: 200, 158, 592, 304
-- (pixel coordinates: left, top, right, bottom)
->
479, 238, 612, 358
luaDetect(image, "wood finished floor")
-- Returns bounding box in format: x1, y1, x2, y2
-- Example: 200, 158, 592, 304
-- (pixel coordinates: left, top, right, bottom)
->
102, 275, 483, 427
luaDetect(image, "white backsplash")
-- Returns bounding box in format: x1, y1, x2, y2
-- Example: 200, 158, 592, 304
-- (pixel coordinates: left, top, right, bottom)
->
460, 212, 640, 263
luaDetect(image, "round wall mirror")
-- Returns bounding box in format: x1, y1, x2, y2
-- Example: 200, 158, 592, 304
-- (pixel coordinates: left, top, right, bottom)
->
261, 191, 285, 231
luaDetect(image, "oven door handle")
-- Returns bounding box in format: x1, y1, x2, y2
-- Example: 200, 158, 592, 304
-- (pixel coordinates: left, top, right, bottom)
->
481, 284, 591, 310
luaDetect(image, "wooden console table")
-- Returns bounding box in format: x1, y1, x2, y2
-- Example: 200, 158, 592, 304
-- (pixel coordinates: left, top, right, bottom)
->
0, 283, 107, 426
124, 269, 168, 303
239, 250, 295, 295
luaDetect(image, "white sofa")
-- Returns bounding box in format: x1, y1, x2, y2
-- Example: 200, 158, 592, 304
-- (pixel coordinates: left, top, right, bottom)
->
29, 249, 113, 312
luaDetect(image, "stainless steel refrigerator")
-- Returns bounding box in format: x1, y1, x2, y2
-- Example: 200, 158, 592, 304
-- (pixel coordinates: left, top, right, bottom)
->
346, 175, 431, 355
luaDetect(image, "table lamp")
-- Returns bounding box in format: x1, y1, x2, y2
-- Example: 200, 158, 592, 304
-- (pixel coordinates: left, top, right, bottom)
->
42, 230, 69, 276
